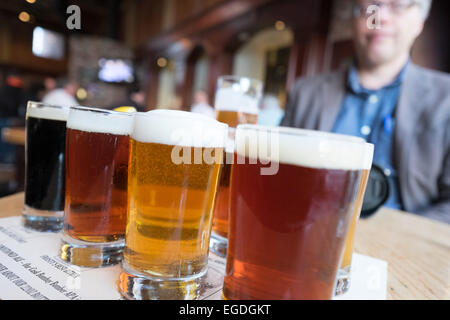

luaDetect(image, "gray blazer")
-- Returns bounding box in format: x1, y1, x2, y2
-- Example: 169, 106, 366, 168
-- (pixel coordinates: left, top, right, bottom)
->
281, 64, 450, 224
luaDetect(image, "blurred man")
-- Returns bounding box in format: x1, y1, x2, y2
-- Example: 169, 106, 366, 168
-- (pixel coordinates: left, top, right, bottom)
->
190, 90, 215, 118
282, 0, 450, 223
42, 77, 78, 108
0, 72, 24, 118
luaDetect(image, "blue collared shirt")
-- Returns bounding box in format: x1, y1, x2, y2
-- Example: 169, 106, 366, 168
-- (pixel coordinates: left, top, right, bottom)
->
332, 63, 408, 210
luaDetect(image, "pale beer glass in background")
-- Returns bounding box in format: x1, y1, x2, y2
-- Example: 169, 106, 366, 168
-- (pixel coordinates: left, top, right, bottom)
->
118, 110, 227, 300
215, 76, 261, 127
223, 125, 367, 300
23, 102, 69, 232
210, 75, 263, 257
335, 143, 374, 295
60, 106, 133, 267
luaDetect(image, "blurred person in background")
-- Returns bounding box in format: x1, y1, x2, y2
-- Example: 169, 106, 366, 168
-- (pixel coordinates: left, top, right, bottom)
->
0, 72, 25, 164
190, 90, 215, 118
0, 72, 24, 119
43, 77, 57, 96
282, 0, 449, 223
258, 94, 284, 126
112, 84, 147, 112
42, 77, 78, 108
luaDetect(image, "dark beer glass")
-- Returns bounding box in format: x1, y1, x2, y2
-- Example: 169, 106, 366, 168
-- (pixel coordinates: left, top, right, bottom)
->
23, 101, 69, 232
223, 125, 367, 300
60, 106, 133, 267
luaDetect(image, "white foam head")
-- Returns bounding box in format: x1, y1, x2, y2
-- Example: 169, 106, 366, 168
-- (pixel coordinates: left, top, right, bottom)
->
214, 76, 263, 115
363, 143, 374, 170
235, 125, 367, 171
26, 101, 70, 122
67, 106, 133, 135
132, 109, 228, 148
215, 87, 259, 114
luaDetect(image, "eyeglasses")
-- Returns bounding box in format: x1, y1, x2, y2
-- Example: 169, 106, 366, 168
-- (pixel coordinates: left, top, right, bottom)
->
353, 0, 419, 17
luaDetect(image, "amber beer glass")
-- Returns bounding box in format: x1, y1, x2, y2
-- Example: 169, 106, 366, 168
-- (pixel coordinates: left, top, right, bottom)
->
335, 143, 374, 295
60, 106, 133, 267
210, 75, 263, 256
223, 125, 367, 300
118, 110, 227, 300
23, 102, 69, 232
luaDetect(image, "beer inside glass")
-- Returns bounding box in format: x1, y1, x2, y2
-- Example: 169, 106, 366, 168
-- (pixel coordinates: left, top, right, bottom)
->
60, 106, 133, 267
23, 101, 69, 232
223, 125, 366, 300
335, 143, 374, 295
210, 75, 263, 257
118, 110, 227, 300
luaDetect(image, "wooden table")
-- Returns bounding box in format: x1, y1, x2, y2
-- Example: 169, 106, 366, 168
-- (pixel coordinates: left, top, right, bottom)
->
0, 192, 449, 300
1, 127, 25, 146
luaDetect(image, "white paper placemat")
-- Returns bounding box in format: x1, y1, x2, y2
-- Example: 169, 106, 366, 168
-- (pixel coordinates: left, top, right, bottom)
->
0, 216, 387, 300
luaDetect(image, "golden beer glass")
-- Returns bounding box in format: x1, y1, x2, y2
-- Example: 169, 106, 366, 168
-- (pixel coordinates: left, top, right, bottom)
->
335, 143, 374, 295
118, 110, 228, 300
210, 75, 263, 257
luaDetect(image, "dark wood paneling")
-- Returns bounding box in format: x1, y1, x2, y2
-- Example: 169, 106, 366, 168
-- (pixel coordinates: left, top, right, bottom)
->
142, 0, 273, 53
134, 0, 164, 46
412, 0, 450, 72
139, 0, 333, 103
0, 16, 67, 75
206, 51, 233, 103
144, 62, 160, 109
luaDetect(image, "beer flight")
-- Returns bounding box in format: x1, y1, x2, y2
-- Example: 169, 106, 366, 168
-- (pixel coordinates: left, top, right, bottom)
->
21, 76, 373, 300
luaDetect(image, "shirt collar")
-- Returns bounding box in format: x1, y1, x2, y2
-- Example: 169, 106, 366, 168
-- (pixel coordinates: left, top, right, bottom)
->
347, 59, 409, 95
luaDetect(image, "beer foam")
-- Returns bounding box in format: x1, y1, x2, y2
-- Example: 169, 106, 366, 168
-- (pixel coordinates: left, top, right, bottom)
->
26, 101, 70, 122
235, 125, 367, 171
214, 87, 259, 114
363, 143, 374, 170
132, 109, 228, 148
67, 106, 133, 135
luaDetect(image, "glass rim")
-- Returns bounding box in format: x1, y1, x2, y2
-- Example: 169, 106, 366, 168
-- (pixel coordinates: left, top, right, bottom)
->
27, 101, 69, 110
236, 124, 367, 145
217, 75, 264, 87
70, 105, 134, 117
135, 109, 227, 128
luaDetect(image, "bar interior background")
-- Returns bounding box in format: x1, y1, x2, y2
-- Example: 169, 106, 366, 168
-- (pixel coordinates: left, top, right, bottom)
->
0, 0, 449, 196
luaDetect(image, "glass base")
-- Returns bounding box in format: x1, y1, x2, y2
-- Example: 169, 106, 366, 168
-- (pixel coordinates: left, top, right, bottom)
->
60, 233, 124, 268
118, 260, 206, 300
335, 266, 351, 296
209, 232, 228, 258
22, 205, 64, 232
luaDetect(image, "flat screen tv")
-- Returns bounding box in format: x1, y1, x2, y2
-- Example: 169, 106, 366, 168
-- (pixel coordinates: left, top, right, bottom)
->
32, 27, 65, 60
98, 58, 135, 83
